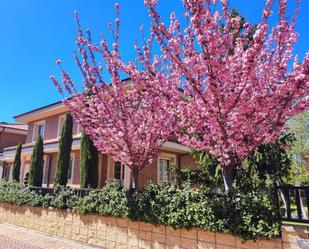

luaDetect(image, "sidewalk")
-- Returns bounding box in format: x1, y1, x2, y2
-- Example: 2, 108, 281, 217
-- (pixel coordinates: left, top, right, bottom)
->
0, 223, 102, 249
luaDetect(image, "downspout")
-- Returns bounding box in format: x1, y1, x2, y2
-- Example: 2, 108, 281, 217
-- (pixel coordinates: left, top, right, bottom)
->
177, 153, 188, 186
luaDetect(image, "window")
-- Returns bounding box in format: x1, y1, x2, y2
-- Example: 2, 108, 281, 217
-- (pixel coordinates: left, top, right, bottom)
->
67, 156, 74, 183
57, 115, 65, 137
158, 156, 175, 185
114, 161, 125, 183
32, 121, 45, 141
76, 123, 82, 134
38, 124, 45, 138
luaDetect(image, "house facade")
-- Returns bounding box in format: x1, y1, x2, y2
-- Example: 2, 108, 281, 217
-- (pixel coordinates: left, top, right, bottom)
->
0, 101, 198, 189
0, 122, 28, 181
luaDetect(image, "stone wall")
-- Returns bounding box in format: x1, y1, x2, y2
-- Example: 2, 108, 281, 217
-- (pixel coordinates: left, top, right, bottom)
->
0, 202, 306, 249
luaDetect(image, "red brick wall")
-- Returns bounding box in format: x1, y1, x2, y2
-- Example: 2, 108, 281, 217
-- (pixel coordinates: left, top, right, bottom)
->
139, 161, 157, 188
72, 150, 80, 185
0, 132, 27, 152
40, 149, 199, 188
25, 112, 80, 144
99, 154, 108, 187
179, 154, 199, 170
138, 152, 199, 188
26, 123, 34, 143
44, 115, 59, 140
43, 153, 57, 186
42, 151, 81, 186
72, 119, 79, 135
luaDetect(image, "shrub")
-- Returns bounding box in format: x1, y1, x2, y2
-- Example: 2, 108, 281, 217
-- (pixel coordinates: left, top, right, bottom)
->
224, 191, 281, 240
76, 180, 129, 217
54, 113, 73, 186
28, 136, 44, 187
0, 180, 280, 240
80, 133, 99, 188
12, 144, 22, 182
50, 186, 79, 209
0, 181, 50, 207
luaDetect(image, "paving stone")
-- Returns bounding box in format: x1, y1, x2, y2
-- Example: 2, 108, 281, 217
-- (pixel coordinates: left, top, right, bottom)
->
0, 222, 102, 249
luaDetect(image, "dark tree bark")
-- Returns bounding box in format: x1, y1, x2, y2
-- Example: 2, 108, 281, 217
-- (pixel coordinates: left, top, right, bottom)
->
222, 166, 236, 193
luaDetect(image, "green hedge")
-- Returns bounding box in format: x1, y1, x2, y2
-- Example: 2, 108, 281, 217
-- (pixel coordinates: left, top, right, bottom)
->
0, 180, 280, 241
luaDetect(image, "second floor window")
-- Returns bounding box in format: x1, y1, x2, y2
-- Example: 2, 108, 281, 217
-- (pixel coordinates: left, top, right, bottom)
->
38, 124, 45, 138
57, 115, 65, 137
33, 121, 45, 141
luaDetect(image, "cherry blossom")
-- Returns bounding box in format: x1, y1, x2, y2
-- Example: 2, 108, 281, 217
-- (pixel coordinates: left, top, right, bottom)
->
52, 0, 309, 192
145, 0, 308, 191
51, 6, 179, 188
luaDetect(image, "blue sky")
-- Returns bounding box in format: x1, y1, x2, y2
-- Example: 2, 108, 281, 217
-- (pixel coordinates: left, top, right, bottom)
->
0, 0, 308, 123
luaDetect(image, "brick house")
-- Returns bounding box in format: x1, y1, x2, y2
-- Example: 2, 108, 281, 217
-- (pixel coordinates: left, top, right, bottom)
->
0, 101, 198, 189
0, 122, 28, 180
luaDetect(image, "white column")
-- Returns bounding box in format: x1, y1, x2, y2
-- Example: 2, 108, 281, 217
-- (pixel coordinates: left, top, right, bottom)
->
98, 154, 102, 187
0, 165, 3, 179
123, 166, 132, 189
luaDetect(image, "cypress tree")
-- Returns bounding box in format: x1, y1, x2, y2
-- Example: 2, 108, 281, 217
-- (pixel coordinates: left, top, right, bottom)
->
12, 143, 22, 182
28, 136, 44, 187
80, 132, 99, 188
54, 113, 73, 186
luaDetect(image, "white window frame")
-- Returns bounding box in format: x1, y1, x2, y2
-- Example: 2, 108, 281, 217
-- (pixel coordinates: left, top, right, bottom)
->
107, 157, 126, 186
67, 154, 75, 185
57, 114, 65, 138
76, 123, 82, 134
113, 161, 125, 184
32, 120, 46, 142
157, 153, 176, 185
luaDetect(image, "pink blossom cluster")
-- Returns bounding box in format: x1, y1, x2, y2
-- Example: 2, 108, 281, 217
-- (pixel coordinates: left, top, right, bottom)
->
146, 0, 309, 167
51, 5, 179, 174
51, 0, 308, 175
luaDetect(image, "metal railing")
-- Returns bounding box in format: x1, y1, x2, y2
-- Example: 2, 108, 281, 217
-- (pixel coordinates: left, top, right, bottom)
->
29, 186, 93, 198
276, 185, 309, 224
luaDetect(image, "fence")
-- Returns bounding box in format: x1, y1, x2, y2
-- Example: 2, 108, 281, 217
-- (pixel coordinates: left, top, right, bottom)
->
29, 185, 309, 224
29, 186, 92, 198
276, 185, 309, 224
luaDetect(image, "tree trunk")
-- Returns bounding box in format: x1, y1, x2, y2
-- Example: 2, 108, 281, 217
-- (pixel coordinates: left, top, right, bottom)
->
131, 168, 139, 190
222, 166, 236, 194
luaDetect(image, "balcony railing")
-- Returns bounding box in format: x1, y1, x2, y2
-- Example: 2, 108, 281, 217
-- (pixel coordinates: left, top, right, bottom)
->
29, 186, 92, 198
276, 185, 309, 224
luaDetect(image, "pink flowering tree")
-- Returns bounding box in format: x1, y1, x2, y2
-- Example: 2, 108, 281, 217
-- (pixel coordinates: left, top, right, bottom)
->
145, 0, 309, 192
51, 6, 179, 189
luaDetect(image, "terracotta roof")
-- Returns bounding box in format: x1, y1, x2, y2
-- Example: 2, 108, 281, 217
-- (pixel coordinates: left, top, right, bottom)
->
13, 78, 133, 119
4, 134, 82, 152
0, 122, 28, 131
13, 100, 63, 119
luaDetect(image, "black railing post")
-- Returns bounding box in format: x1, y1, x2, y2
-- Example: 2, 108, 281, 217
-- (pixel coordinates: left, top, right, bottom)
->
295, 188, 302, 221
284, 188, 292, 220
305, 189, 309, 218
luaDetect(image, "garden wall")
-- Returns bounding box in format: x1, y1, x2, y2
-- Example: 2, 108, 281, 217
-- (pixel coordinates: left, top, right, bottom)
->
0, 202, 306, 249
